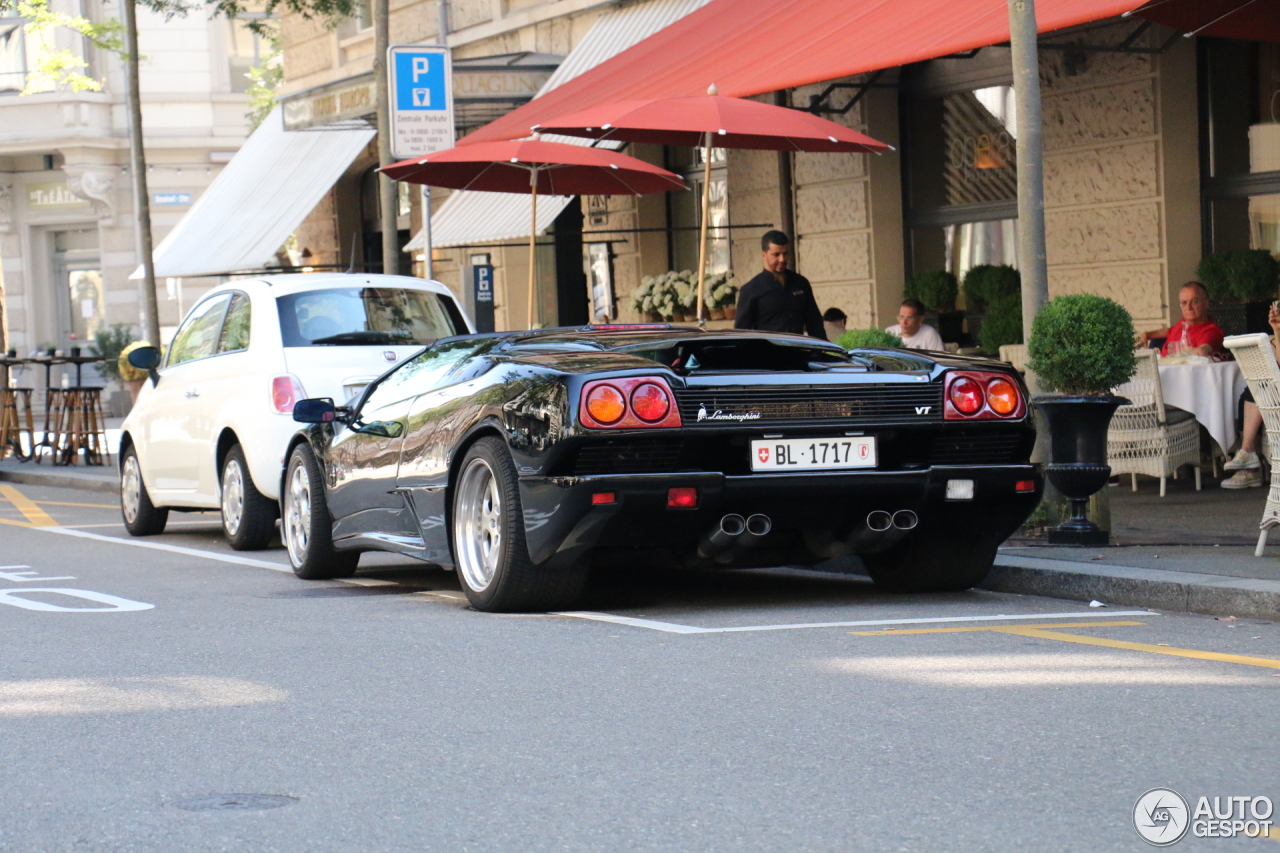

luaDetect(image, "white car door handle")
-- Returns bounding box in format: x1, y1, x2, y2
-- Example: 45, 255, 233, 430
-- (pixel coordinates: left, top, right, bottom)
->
185, 390, 200, 398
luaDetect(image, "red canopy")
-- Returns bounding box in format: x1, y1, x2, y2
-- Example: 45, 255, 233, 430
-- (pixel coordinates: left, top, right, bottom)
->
463, 0, 1144, 147
534, 91, 891, 153
1129, 0, 1280, 42
381, 138, 685, 195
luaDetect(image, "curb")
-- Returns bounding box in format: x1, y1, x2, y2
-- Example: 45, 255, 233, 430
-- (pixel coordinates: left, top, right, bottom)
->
983, 554, 1280, 622
0, 467, 119, 495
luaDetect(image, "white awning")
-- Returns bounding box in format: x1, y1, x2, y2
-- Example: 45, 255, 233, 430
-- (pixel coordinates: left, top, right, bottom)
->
407, 0, 711, 251
135, 106, 375, 278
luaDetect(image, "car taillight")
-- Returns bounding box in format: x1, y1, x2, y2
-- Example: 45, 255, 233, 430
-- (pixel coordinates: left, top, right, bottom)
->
579, 377, 682, 430
272, 375, 306, 414
944, 371, 1025, 420
585, 385, 626, 425
630, 382, 671, 422
949, 376, 983, 414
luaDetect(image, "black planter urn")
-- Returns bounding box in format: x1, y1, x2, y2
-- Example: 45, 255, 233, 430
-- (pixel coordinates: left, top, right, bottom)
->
1034, 395, 1126, 546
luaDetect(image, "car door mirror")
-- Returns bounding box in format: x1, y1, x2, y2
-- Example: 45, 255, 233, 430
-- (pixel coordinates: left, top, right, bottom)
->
127, 345, 162, 386
293, 398, 338, 424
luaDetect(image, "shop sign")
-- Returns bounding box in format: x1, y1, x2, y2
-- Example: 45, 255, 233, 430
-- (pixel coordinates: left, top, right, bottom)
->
453, 68, 551, 102
282, 76, 377, 132
27, 182, 90, 210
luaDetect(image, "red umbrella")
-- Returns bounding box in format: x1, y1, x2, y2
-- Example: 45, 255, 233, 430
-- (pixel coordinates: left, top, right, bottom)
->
1127, 0, 1280, 42
535, 85, 893, 322
382, 138, 685, 328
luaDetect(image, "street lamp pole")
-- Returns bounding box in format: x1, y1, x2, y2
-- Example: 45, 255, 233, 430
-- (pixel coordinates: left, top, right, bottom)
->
1008, 0, 1049, 392
122, 0, 160, 345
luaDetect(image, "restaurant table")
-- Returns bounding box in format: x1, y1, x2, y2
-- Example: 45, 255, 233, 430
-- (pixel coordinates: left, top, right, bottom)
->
1157, 358, 1247, 455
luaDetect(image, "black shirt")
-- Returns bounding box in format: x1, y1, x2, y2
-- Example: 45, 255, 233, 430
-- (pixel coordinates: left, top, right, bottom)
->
733, 269, 827, 340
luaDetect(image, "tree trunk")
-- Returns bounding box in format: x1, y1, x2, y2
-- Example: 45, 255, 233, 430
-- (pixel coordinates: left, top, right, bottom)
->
374, 0, 398, 276
123, 0, 160, 345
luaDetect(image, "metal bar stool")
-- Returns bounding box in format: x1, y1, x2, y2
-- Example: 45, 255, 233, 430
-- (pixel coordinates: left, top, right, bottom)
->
52, 386, 109, 466
36, 387, 70, 464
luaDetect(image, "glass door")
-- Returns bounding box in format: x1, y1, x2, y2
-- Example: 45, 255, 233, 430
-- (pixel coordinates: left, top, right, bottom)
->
51, 228, 102, 350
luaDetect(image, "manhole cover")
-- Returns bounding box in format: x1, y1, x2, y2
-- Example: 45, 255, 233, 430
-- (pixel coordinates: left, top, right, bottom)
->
173, 794, 297, 812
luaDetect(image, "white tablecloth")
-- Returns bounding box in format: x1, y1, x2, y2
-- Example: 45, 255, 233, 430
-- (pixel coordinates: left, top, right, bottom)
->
1157, 360, 1247, 454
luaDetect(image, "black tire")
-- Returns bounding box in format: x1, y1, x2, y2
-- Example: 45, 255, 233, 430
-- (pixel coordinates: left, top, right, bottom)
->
220, 444, 277, 551
862, 534, 997, 593
451, 436, 585, 612
120, 445, 168, 536
281, 444, 358, 580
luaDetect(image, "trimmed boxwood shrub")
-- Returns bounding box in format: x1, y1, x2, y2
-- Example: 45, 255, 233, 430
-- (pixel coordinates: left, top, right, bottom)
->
838, 328, 903, 350
963, 264, 1020, 312
979, 292, 1023, 355
904, 270, 958, 312
1197, 249, 1279, 303
1028, 294, 1136, 396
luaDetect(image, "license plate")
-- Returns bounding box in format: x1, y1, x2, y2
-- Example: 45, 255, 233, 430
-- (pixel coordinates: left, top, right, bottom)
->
750, 436, 877, 471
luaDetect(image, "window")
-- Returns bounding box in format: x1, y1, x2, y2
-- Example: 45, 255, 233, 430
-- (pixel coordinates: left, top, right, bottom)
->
0, 19, 26, 93
360, 338, 489, 411
670, 146, 729, 275
276, 286, 464, 347
218, 292, 252, 352
167, 294, 232, 367
1200, 39, 1280, 255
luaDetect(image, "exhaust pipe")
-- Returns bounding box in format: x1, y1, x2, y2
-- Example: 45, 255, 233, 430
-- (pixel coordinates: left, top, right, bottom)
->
891, 510, 918, 530
866, 510, 893, 532
736, 513, 772, 548
698, 513, 746, 559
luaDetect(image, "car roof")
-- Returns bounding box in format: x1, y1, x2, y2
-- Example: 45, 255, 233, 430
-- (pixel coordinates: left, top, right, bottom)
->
205, 273, 460, 300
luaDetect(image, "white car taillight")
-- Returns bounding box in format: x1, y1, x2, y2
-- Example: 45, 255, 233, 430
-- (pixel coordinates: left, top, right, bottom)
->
271, 374, 307, 414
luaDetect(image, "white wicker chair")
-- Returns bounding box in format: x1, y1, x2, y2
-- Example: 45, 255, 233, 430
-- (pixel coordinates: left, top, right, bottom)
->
1223, 333, 1280, 556
1107, 348, 1201, 497
999, 343, 1028, 373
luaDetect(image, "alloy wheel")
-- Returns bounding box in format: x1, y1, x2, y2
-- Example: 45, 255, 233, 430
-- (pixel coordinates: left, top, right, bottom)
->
455, 456, 503, 592
221, 458, 245, 536
284, 462, 311, 566
122, 455, 142, 525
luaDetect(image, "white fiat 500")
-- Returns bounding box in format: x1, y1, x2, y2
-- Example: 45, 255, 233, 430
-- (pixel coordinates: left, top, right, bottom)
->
119, 273, 473, 549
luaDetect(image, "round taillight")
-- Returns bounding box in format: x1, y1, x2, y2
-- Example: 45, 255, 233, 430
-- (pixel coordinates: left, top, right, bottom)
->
949, 376, 983, 415
630, 382, 670, 422
987, 377, 1019, 416
586, 384, 626, 424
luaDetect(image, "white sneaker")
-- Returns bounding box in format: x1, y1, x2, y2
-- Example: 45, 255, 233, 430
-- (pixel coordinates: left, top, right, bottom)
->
1221, 470, 1263, 489
1224, 449, 1261, 471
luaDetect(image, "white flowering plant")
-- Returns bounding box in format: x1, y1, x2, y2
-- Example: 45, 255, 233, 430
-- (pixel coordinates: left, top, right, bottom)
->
632, 270, 736, 319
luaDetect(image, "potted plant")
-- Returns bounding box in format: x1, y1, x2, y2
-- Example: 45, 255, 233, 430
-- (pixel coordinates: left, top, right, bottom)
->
963, 264, 1020, 347
836, 328, 903, 349
905, 270, 961, 343
89, 324, 134, 415
979, 291, 1023, 356
707, 271, 738, 320
1198, 249, 1279, 336
1027, 294, 1136, 545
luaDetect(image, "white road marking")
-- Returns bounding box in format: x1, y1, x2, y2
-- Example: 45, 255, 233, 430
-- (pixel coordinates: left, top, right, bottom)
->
0, 569, 75, 582
0, 587, 154, 612
36, 527, 294, 573
552, 609, 1158, 634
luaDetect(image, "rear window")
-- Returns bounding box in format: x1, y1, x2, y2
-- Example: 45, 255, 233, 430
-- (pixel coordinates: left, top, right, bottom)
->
276, 286, 465, 347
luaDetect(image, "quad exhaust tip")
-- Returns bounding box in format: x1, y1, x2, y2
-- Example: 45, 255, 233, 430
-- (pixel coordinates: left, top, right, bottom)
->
865, 510, 918, 531
892, 510, 918, 530
719, 513, 746, 537
745, 514, 771, 537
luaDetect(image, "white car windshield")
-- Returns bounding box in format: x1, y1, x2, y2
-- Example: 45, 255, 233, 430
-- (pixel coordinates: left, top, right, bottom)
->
277, 287, 464, 347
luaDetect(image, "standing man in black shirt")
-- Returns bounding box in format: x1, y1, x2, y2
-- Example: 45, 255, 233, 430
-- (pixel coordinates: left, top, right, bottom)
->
733, 230, 826, 339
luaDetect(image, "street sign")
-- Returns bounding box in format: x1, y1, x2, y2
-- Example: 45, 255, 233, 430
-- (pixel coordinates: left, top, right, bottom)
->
388, 44, 455, 160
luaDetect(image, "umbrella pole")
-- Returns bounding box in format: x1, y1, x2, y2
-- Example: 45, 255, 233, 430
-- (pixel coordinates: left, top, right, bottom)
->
695, 131, 713, 326
528, 171, 538, 329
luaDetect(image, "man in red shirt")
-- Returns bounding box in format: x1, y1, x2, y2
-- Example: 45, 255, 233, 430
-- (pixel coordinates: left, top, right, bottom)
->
1139, 281, 1225, 356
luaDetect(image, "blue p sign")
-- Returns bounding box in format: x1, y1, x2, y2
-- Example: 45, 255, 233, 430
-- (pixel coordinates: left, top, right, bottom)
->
395, 51, 446, 111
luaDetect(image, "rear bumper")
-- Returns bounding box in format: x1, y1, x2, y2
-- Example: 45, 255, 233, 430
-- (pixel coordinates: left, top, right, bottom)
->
518, 464, 1042, 566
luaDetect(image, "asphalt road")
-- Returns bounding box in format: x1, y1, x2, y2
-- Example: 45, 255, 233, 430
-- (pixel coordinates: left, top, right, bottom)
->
1, 481, 1278, 852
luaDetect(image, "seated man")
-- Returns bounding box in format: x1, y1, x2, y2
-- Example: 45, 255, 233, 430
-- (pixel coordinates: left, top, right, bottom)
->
1138, 281, 1225, 357
1222, 304, 1280, 489
885, 299, 944, 350
822, 307, 847, 343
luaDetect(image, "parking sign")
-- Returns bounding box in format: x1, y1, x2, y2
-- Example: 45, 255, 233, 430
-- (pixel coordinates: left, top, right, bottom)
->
389, 45, 455, 160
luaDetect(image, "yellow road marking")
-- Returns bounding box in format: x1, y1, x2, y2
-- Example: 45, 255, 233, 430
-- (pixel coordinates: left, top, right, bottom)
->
35, 500, 118, 509
0, 517, 32, 528
849, 621, 1145, 636
989, 626, 1280, 671
0, 485, 57, 527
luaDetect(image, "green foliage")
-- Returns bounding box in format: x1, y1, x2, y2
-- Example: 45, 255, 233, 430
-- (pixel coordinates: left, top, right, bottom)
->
1028, 294, 1136, 396
904, 270, 957, 312
245, 32, 282, 131
90, 323, 135, 384
963, 264, 1020, 312
979, 291, 1023, 355
1197, 250, 1280, 303
837, 328, 904, 350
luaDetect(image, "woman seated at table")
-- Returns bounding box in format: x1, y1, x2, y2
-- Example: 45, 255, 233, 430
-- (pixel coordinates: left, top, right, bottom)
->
1137, 281, 1226, 357
1222, 304, 1280, 489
